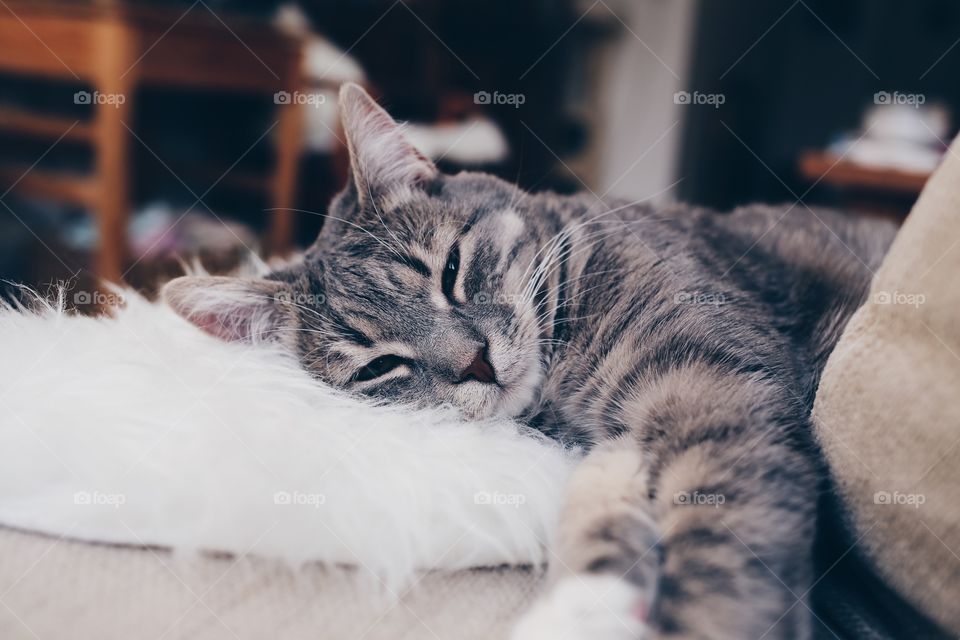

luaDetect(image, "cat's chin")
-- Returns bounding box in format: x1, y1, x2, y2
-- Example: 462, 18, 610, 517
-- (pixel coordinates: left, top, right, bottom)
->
452, 349, 542, 420
490, 355, 544, 419
459, 390, 532, 421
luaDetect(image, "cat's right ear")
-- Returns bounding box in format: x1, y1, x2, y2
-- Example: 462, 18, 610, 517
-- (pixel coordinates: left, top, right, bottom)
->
162, 276, 294, 343
339, 83, 437, 202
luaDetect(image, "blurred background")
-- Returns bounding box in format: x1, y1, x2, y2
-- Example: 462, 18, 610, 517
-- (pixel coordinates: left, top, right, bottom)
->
0, 0, 956, 308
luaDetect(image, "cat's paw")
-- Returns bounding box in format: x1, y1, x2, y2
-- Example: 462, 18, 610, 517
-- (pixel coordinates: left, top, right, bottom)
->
511, 574, 649, 640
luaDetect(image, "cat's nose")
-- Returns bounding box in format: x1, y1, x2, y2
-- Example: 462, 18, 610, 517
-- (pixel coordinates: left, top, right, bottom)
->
458, 345, 497, 384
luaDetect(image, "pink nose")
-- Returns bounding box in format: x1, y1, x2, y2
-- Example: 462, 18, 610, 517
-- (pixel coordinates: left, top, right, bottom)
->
458, 346, 497, 384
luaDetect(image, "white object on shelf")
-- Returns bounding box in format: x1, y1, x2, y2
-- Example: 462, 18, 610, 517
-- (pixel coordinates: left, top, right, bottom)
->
274, 3, 366, 86
405, 117, 510, 166
830, 102, 951, 174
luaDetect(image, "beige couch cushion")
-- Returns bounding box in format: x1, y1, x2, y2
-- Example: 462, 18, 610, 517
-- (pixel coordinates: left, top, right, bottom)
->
0, 526, 541, 640
813, 138, 960, 634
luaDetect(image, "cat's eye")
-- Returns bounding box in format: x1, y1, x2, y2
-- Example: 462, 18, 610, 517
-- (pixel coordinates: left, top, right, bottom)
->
441, 245, 460, 303
352, 355, 410, 383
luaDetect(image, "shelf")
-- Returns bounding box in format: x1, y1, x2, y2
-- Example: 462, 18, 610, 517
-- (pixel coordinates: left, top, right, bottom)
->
799, 150, 931, 196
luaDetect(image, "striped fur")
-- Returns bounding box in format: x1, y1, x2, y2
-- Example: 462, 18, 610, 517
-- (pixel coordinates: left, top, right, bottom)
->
164, 85, 896, 639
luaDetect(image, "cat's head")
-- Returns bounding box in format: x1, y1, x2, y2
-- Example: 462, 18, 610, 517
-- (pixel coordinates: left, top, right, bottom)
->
163, 84, 553, 419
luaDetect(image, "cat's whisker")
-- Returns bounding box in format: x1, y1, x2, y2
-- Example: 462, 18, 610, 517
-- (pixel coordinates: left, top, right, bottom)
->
521, 224, 628, 309
529, 265, 624, 337
521, 224, 597, 305
286, 301, 328, 324
532, 232, 631, 301
525, 220, 641, 302
259, 327, 332, 338
365, 182, 408, 257
524, 215, 635, 294
515, 207, 598, 300
543, 270, 632, 317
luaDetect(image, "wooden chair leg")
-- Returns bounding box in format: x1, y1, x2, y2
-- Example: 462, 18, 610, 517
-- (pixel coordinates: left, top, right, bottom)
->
95, 104, 130, 283
94, 20, 135, 284
268, 77, 304, 256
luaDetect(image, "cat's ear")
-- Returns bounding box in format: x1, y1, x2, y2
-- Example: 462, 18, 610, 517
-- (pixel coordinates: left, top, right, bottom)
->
339, 82, 437, 200
162, 276, 294, 343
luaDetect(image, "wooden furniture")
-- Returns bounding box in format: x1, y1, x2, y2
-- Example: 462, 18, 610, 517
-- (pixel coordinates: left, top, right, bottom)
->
0, 1, 304, 282
798, 150, 932, 221
799, 150, 931, 196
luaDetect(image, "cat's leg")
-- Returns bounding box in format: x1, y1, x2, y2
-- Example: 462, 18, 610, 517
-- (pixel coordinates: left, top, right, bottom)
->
512, 442, 659, 640
513, 365, 818, 639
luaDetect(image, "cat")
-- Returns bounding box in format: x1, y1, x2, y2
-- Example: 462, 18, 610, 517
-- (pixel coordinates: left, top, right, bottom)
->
163, 83, 895, 639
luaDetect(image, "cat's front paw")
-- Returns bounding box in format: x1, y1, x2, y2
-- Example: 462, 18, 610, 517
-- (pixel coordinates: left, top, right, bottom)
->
512, 574, 649, 640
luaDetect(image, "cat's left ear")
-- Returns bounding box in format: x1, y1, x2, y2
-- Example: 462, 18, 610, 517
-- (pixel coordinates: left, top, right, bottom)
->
339, 83, 437, 200
162, 276, 295, 343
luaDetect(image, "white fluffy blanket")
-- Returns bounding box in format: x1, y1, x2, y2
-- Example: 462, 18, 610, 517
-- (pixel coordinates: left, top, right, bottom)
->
0, 290, 576, 588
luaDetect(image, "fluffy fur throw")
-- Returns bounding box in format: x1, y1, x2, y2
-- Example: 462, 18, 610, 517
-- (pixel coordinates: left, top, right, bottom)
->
0, 290, 577, 588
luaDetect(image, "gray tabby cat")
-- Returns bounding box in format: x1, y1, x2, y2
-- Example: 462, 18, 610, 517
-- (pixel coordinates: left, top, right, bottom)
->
164, 84, 895, 639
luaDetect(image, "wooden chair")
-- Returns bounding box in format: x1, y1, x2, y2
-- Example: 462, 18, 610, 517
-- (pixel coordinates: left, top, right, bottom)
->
0, 1, 304, 282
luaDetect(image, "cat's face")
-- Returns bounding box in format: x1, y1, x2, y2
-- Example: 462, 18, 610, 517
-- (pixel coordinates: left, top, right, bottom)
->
297, 175, 545, 418
164, 84, 551, 419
